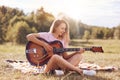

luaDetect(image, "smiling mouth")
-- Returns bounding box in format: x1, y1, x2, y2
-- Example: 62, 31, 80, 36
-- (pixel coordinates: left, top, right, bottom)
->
60, 32, 64, 35
58, 33, 64, 36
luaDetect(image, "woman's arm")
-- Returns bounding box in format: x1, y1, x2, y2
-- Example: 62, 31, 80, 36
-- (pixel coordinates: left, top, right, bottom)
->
26, 33, 46, 46
62, 49, 85, 59
26, 33, 52, 51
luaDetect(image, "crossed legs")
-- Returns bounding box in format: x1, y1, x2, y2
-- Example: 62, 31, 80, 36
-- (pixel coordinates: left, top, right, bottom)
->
44, 53, 83, 75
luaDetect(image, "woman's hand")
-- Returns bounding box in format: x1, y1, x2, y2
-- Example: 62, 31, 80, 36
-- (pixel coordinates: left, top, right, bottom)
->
77, 48, 85, 54
43, 43, 53, 54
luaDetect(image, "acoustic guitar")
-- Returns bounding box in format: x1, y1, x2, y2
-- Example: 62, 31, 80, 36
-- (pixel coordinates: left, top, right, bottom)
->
26, 38, 104, 66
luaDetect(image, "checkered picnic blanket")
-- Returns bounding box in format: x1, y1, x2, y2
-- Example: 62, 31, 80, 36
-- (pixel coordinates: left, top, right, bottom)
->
6, 60, 118, 75
6, 60, 46, 74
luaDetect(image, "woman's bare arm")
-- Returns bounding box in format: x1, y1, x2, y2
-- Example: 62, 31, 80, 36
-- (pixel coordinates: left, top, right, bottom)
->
26, 33, 52, 51
62, 49, 85, 59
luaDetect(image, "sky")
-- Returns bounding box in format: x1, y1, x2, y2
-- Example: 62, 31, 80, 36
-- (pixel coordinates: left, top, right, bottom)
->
0, 0, 120, 28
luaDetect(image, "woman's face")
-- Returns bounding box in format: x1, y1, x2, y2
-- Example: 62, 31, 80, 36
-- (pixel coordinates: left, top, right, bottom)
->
55, 23, 66, 36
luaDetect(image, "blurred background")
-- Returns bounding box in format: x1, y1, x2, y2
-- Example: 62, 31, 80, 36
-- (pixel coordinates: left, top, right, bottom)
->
0, 0, 120, 44
0, 1, 120, 80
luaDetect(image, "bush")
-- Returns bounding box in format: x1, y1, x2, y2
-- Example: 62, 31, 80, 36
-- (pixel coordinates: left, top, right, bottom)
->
6, 21, 37, 44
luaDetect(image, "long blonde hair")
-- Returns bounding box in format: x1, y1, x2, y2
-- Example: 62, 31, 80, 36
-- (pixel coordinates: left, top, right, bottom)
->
49, 19, 70, 46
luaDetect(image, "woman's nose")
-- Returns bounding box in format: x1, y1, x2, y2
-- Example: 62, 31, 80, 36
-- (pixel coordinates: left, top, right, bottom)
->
63, 29, 65, 33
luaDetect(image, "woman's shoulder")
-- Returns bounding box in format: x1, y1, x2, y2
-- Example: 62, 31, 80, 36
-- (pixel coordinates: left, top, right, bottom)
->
38, 32, 51, 36
38, 32, 52, 39
39, 32, 51, 35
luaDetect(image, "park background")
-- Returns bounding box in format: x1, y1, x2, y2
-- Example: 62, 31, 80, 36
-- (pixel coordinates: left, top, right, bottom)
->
0, 1, 120, 80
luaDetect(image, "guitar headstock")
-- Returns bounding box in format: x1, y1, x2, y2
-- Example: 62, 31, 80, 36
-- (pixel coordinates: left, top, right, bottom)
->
91, 46, 104, 53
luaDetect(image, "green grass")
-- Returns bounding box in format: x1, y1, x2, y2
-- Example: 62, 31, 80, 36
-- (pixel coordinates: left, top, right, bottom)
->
0, 40, 120, 80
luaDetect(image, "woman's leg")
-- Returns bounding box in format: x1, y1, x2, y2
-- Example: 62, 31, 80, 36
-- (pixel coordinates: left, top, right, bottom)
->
67, 52, 83, 66
44, 54, 83, 75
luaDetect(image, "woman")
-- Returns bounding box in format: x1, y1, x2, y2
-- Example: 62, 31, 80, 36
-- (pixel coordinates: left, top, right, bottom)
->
26, 19, 84, 75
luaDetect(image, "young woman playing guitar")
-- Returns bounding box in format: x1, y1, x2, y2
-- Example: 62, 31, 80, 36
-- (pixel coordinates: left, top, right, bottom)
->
26, 19, 84, 75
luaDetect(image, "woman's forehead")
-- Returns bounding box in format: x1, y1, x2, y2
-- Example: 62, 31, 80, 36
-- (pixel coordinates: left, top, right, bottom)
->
58, 23, 67, 28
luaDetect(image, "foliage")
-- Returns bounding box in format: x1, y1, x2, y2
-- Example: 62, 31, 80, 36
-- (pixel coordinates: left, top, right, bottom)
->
34, 7, 54, 32
114, 26, 120, 39
0, 6, 54, 44
0, 6, 24, 43
0, 6, 120, 44
15, 21, 37, 44
0, 24, 4, 43
6, 21, 37, 44
83, 30, 90, 42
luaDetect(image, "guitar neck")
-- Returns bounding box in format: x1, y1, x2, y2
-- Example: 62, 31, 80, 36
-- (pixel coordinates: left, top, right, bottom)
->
53, 47, 91, 54
64, 48, 91, 52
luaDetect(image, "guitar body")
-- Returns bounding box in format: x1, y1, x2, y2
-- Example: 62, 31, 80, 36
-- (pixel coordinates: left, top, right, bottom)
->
26, 38, 63, 66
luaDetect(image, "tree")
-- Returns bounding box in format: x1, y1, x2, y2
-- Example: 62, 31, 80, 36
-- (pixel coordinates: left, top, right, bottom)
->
34, 7, 54, 32
91, 27, 98, 39
97, 30, 104, 39
6, 21, 37, 44
83, 30, 90, 42
114, 28, 120, 39
0, 6, 25, 43
0, 24, 4, 44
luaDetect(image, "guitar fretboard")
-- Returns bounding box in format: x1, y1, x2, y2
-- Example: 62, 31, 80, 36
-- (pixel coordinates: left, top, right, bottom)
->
53, 47, 91, 54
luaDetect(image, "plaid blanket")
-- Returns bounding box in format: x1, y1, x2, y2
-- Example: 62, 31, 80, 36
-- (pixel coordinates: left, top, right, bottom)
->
6, 60, 46, 74
6, 60, 118, 75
